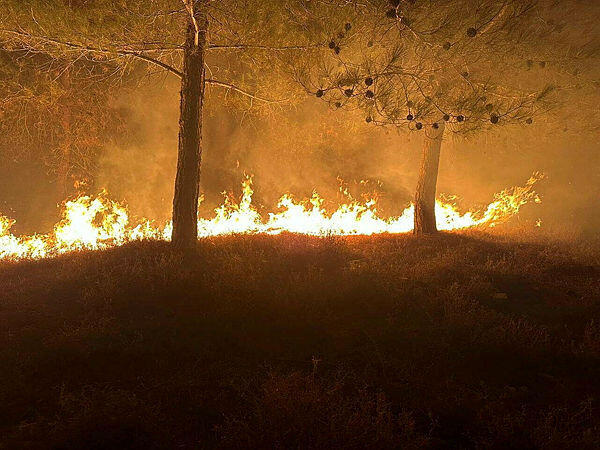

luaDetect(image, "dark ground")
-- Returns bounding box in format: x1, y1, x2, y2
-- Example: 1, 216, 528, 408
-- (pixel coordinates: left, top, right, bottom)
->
1, 231, 599, 449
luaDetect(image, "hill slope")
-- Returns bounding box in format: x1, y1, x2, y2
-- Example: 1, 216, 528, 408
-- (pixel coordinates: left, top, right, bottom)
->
1, 232, 600, 448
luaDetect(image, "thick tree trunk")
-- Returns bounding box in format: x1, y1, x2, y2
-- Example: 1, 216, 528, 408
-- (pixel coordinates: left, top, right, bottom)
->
414, 122, 445, 235
172, 8, 207, 249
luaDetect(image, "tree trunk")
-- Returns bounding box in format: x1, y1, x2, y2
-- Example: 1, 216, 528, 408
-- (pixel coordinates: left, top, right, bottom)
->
414, 122, 445, 235
171, 7, 208, 249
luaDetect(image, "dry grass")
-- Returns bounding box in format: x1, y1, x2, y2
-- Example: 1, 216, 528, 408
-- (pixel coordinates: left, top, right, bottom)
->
1, 231, 599, 448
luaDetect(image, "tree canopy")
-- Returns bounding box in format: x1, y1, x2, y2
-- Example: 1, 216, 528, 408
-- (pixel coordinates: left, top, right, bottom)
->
295, 0, 591, 134
0, 0, 329, 107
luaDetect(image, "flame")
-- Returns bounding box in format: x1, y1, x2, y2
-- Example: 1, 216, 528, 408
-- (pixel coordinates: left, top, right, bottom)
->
0, 174, 543, 260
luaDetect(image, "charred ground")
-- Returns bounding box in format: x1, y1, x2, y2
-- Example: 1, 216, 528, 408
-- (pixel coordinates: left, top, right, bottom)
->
1, 232, 600, 448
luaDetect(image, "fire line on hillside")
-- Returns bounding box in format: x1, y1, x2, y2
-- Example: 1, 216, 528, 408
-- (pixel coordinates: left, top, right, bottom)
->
0, 174, 543, 261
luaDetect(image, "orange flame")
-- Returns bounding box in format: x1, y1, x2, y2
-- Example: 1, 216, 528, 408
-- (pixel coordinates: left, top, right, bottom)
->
0, 173, 543, 260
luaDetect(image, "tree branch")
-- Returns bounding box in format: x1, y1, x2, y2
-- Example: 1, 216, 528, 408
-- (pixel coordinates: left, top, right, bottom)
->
126, 52, 183, 77
207, 43, 322, 51
0, 29, 183, 78
181, 0, 201, 46
205, 79, 285, 103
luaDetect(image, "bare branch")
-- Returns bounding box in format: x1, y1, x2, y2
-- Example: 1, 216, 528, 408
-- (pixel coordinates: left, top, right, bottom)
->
205, 79, 286, 103
207, 43, 323, 51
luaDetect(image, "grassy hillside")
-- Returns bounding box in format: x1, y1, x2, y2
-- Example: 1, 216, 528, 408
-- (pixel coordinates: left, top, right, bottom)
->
1, 232, 599, 449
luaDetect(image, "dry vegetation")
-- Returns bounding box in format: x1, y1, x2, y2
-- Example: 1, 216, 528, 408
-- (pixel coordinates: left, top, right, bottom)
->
1, 231, 600, 448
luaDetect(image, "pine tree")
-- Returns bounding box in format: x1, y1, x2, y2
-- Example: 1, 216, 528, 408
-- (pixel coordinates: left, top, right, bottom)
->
298, 0, 589, 234
1, 0, 320, 247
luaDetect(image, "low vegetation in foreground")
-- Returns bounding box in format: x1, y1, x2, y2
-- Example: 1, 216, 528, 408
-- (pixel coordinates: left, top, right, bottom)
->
1, 231, 600, 449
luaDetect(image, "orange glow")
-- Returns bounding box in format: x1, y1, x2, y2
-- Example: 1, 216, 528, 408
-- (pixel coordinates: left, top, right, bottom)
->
0, 174, 543, 260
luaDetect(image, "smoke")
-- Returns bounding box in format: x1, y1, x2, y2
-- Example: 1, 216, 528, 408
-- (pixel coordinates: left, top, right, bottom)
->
1, 71, 597, 237
88, 73, 600, 237
95, 80, 179, 224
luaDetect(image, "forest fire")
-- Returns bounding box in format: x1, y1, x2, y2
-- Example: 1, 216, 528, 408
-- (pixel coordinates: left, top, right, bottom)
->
0, 174, 542, 261
1, 0, 599, 445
